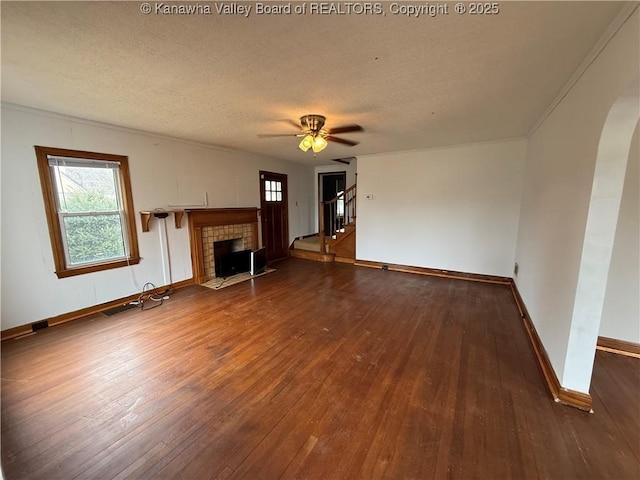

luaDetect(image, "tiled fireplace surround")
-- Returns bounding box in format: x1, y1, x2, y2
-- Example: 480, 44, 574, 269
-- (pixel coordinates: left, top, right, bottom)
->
186, 208, 259, 283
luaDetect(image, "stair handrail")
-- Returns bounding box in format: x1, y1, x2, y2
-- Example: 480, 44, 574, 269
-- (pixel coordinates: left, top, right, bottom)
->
319, 184, 356, 254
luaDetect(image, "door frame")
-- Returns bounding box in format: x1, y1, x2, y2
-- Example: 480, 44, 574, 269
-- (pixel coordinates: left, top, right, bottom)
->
318, 171, 346, 235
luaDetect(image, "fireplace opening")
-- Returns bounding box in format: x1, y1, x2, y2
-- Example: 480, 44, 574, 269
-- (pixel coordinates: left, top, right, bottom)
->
214, 238, 251, 278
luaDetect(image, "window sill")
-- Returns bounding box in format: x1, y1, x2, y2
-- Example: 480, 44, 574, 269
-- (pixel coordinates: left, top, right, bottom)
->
55, 257, 141, 279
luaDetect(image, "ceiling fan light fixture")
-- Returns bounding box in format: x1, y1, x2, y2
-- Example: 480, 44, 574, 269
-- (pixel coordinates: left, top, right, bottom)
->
311, 135, 328, 153
260, 114, 362, 154
299, 134, 314, 152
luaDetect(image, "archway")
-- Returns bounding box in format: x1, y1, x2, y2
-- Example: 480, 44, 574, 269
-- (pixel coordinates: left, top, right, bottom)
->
562, 77, 639, 394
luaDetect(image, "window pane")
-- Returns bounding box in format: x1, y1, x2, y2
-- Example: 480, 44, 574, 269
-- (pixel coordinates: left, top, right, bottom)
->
265, 180, 271, 192
63, 214, 125, 265
266, 191, 272, 201
276, 182, 281, 192
276, 192, 282, 201
53, 165, 119, 213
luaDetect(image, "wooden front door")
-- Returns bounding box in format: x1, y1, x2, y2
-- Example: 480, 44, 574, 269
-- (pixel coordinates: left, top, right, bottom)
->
260, 171, 289, 261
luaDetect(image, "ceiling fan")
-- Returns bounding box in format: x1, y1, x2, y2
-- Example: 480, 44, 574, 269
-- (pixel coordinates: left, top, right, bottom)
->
259, 114, 363, 153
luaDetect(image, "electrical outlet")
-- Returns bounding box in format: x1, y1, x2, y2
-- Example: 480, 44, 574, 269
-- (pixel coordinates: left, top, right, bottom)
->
365, 194, 374, 200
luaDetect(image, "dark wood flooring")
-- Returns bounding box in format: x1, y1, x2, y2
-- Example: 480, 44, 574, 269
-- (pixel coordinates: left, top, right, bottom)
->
2, 258, 639, 479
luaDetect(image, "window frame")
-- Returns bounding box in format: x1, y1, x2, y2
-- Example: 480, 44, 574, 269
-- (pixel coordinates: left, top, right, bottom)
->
35, 146, 140, 278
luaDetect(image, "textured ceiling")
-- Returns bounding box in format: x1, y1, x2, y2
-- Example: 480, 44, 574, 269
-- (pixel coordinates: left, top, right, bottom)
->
1, 1, 626, 165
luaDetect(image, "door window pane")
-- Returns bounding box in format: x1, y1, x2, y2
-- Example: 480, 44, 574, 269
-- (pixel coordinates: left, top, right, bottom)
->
264, 179, 283, 202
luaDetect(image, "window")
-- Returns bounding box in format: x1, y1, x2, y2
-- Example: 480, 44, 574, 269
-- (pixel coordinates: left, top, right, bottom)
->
264, 180, 282, 202
35, 146, 140, 278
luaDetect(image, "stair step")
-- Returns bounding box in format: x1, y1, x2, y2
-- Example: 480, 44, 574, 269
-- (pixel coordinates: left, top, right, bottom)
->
327, 225, 355, 245
293, 235, 321, 252
290, 249, 335, 263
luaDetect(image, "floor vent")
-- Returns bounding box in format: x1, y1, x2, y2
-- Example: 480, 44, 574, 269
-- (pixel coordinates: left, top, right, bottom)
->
103, 303, 139, 316
32, 320, 49, 331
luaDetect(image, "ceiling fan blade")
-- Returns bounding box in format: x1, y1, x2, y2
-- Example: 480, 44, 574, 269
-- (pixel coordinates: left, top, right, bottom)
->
283, 119, 303, 129
327, 124, 363, 135
332, 157, 355, 165
326, 135, 359, 147
258, 133, 304, 138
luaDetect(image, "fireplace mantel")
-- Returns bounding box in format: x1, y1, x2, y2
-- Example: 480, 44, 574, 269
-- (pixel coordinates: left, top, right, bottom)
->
187, 208, 259, 283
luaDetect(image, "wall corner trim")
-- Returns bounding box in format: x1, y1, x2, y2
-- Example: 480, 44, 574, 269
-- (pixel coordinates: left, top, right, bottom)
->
510, 280, 594, 413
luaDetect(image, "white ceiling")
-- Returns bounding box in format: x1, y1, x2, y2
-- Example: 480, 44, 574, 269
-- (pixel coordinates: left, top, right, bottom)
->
1, 1, 626, 165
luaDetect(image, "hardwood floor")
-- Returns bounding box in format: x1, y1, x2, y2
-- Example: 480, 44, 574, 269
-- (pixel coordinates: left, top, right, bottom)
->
2, 258, 638, 479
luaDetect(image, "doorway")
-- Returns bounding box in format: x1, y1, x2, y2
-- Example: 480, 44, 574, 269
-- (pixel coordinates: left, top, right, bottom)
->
319, 171, 346, 237
260, 171, 289, 261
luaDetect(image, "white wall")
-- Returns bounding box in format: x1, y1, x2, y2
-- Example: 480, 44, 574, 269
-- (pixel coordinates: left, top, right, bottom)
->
600, 123, 639, 343
1, 104, 314, 330
514, 9, 639, 393
356, 139, 526, 277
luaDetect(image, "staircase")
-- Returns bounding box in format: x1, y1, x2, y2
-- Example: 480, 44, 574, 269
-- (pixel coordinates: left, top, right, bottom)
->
325, 222, 356, 259
290, 184, 356, 263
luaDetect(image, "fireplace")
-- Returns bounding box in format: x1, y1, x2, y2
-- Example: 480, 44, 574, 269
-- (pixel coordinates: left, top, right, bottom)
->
186, 208, 259, 283
213, 238, 251, 278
